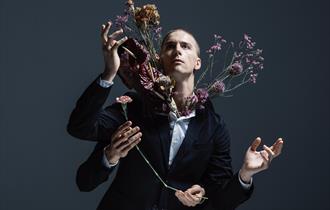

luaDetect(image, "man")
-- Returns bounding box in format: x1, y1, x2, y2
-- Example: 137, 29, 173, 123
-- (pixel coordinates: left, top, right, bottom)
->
67, 21, 284, 210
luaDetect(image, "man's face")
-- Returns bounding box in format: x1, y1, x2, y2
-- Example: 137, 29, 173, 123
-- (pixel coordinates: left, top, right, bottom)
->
160, 30, 201, 80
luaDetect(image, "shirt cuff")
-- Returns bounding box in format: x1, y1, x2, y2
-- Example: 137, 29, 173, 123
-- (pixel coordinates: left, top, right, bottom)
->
238, 170, 253, 190
97, 77, 114, 88
102, 149, 119, 168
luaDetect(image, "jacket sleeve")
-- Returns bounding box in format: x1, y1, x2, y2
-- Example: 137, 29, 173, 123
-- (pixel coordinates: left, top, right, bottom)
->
67, 77, 125, 142
201, 117, 253, 210
76, 142, 118, 192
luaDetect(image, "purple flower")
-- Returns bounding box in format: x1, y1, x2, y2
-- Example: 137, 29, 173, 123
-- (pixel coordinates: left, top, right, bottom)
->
243, 34, 256, 49
195, 88, 209, 104
244, 34, 252, 42
115, 15, 129, 28
211, 80, 225, 94
249, 73, 258, 83
180, 109, 192, 116
153, 26, 162, 40
229, 62, 243, 75
256, 49, 263, 55
214, 34, 222, 39
206, 43, 222, 54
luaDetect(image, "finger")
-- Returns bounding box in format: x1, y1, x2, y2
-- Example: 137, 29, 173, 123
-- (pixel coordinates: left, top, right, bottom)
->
263, 145, 275, 161
185, 191, 199, 205
112, 36, 128, 51
112, 128, 132, 148
105, 28, 125, 51
176, 191, 189, 206
112, 128, 131, 146
126, 131, 142, 145
101, 21, 112, 43
273, 138, 284, 157
122, 126, 140, 139
183, 192, 196, 206
260, 150, 269, 162
108, 28, 124, 40
188, 185, 203, 195
176, 195, 187, 206
120, 135, 142, 154
116, 121, 132, 134
193, 190, 205, 201
270, 138, 282, 150
250, 137, 262, 151
112, 121, 132, 140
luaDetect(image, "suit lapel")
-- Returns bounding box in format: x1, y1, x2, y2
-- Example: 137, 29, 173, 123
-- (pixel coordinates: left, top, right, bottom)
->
153, 114, 171, 171
168, 111, 205, 173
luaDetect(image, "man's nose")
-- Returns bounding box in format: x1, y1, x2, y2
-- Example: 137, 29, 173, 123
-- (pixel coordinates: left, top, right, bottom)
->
173, 43, 182, 55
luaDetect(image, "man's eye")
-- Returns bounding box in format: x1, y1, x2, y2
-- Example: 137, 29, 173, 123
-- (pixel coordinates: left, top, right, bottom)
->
166, 43, 175, 49
181, 43, 191, 49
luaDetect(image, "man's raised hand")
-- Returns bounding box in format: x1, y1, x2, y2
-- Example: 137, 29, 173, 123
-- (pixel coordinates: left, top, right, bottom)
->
101, 21, 128, 82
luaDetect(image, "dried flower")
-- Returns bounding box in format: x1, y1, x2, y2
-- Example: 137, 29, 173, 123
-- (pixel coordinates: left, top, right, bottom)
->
229, 62, 243, 75
126, 0, 134, 6
249, 73, 258, 84
209, 80, 225, 96
196, 33, 264, 103
195, 88, 209, 104
135, 4, 160, 29
115, 15, 129, 28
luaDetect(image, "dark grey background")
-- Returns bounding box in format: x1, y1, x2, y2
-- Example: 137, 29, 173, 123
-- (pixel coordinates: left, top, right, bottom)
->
1, 0, 329, 209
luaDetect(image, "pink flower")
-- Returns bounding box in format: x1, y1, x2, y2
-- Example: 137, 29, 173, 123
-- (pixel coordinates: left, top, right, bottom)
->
195, 88, 209, 104
116, 95, 133, 104
229, 62, 243, 75
211, 80, 225, 94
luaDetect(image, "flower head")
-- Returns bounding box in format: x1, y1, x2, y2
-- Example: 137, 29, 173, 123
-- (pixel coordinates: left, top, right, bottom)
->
249, 73, 258, 84
134, 4, 160, 29
244, 33, 256, 49
116, 95, 133, 104
210, 80, 225, 94
115, 15, 129, 28
229, 62, 243, 75
195, 88, 209, 104
126, 0, 134, 6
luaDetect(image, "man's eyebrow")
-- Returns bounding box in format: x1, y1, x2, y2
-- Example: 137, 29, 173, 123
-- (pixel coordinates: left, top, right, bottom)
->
164, 41, 192, 46
164, 41, 176, 45
180, 41, 192, 47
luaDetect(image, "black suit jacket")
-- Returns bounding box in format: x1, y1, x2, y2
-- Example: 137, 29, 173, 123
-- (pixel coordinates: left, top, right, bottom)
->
67, 78, 253, 210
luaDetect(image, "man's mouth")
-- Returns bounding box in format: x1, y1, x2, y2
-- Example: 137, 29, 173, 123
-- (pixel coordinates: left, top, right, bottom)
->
173, 59, 184, 64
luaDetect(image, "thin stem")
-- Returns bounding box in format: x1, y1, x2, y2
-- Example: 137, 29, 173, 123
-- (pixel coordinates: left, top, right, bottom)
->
224, 79, 250, 92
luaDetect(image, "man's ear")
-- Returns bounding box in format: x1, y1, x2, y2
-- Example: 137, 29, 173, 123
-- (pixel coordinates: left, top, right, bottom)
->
194, 57, 202, 71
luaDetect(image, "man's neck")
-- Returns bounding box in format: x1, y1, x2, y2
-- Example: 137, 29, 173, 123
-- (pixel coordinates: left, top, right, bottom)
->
172, 75, 195, 111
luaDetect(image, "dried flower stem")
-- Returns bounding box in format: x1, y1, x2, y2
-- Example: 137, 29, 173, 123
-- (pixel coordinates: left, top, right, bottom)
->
121, 46, 137, 59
